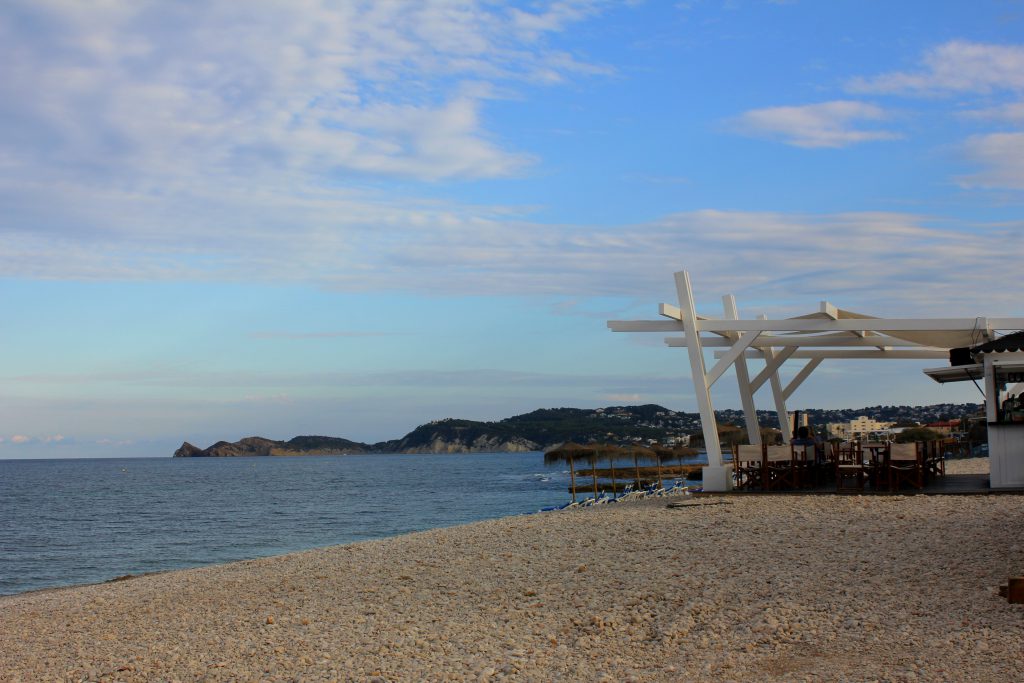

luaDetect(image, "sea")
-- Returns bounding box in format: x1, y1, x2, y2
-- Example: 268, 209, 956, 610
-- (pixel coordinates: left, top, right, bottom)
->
0, 452, 580, 597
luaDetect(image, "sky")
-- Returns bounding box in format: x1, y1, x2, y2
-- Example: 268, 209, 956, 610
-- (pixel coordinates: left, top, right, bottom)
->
2, 0, 1023, 458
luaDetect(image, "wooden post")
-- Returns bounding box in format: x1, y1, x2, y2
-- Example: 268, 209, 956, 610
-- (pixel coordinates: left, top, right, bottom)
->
569, 457, 577, 503
608, 448, 617, 499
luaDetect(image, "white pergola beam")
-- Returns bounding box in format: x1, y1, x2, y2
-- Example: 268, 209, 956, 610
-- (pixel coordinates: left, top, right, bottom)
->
665, 335, 939, 348
688, 318, 1024, 333
614, 316, 1024, 335
726, 349, 949, 360
750, 346, 797, 393
705, 330, 761, 387
782, 358, 823, 401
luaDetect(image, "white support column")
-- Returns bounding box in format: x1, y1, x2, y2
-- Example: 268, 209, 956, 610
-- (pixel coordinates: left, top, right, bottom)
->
724, 295, 761, 446
760, 314, 793, 444
675, 271, 731, 491
985, 355, 998, 423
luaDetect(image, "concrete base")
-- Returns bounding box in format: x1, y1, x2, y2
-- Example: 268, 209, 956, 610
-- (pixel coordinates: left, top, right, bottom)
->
701, 465, 734, 492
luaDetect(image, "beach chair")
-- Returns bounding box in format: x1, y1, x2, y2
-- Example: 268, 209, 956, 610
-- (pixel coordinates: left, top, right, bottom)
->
927, 440, 949, 480
791, 443, 825, 488
888, 442, 925, 491
732, 444, 764, 490
834, 441, 866, 492
763, 445, 796, 491
860, 442, 888, 490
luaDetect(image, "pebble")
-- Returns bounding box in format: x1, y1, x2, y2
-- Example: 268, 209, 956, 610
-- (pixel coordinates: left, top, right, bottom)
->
0, 458, 1020, 682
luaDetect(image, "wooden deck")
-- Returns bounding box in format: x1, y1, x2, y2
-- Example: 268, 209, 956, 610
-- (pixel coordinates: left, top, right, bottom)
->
722, 473, 1024, 496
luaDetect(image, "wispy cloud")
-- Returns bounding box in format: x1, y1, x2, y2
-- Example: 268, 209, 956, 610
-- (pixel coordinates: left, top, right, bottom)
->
958, 132, 1024, 189
730, 101, 900, 148
3, 367, 683, 392
847, 40, 1024, 95
840, 40, 1024, 190
0, 0, 607, 193
2, 206, 1019, 315
959, 101, 1024, 123
248, 330, 398, 340
2, 434, 63, 444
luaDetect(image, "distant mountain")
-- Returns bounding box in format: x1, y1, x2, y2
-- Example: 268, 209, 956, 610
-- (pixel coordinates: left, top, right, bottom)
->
173, 402, 983, 457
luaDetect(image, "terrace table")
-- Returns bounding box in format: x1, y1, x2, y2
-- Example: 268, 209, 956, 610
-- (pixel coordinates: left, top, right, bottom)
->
861, 442, 890, 490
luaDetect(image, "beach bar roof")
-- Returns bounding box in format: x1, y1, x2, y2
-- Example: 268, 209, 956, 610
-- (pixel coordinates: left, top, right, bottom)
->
608, 270, 1024, 492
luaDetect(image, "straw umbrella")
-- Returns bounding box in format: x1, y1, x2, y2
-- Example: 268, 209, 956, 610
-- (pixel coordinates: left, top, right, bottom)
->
622, 444, 657, 489
673, 446, 699, 477
650, 445, 672, 490
652, 445, 698, 482
544, 442, 595, 503
604, 444, 619, 498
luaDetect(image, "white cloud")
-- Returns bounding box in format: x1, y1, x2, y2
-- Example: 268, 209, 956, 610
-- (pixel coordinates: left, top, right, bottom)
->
248, 330, 397, 340
1, 200, 1021, 315
0, 0, 605, 189
510, 1, 606, 40
10, 435, 31, 444
604, 393, 642, 403
731, 101, 900, 148
847, 40, 1024, 95
958, 132, 1024, 190
960, 101, 1024, 123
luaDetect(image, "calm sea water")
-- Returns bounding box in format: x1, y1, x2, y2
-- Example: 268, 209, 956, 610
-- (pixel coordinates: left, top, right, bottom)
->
0, 452, 576, 596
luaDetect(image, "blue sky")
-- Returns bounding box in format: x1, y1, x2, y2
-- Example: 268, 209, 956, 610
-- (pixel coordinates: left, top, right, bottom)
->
2, 0, 1023, 458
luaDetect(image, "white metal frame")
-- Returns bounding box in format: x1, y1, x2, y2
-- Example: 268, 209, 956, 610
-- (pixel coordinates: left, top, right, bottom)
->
608, 270, 1024, 491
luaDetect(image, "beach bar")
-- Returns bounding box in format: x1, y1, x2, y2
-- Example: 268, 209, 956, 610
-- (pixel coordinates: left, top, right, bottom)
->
609, 270, 1024, 492
925, 331, 1024, 489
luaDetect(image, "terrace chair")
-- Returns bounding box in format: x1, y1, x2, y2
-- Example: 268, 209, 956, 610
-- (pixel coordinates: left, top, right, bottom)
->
860, 442, 889, 490
888, 442, 925, 491
732, 444, 764, 490
927, 440, 949, 480
763, 445, 797, 491
791, 443, 827, 488
834, 441, 866, 493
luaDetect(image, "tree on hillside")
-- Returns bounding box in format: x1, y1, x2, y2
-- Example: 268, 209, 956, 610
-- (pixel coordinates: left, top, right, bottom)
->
894, 427, 943, 443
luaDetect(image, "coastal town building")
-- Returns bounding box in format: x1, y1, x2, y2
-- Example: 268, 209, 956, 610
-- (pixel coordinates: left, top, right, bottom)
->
924, 419, 960, 436
826, 416, 896, 440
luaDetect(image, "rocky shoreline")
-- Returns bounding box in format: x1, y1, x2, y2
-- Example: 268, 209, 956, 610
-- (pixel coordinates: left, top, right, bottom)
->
2, 458, 1021, 681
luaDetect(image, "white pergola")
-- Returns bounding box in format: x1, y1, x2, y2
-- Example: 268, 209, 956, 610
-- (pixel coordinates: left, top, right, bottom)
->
608, 270, 1024, 492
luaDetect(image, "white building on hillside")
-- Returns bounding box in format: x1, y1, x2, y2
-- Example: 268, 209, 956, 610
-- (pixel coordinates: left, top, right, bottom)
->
827, 416, 896, 440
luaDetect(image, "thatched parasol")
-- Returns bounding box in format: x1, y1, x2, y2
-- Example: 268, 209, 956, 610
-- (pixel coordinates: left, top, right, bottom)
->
652, 445, 699, 483
620, 444, 658, 489
544, 442, 596, 503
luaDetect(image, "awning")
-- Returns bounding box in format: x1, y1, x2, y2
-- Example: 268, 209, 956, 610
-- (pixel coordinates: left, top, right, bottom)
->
924, 364, 984, 383
925, 359, 1024, 384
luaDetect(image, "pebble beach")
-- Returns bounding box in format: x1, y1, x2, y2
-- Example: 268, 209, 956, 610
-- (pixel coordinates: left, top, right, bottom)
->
2, 458, 1022, 682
